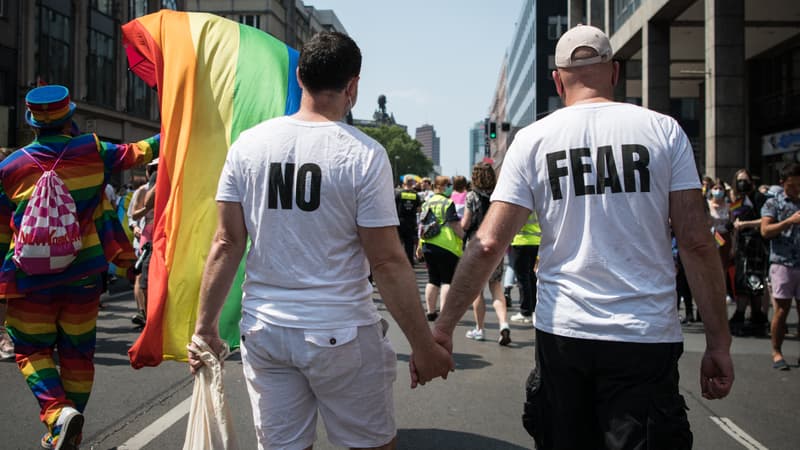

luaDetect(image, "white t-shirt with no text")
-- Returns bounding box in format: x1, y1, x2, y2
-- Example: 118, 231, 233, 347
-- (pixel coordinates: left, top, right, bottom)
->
216, 116, 398, 329
493, 102, 700, 343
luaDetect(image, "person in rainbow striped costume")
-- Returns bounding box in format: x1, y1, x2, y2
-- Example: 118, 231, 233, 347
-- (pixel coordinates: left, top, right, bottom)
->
0, 85, 159, 450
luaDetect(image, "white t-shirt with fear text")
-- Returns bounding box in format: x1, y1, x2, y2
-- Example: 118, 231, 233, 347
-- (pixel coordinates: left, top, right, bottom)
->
216, 116, 398, 329
493, 102, 700, 343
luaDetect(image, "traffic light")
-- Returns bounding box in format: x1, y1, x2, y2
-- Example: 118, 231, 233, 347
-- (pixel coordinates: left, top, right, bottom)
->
489, 122, 497, 139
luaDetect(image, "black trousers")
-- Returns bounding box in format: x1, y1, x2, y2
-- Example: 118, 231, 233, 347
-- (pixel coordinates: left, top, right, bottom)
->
511, 245, 538, 316
397, 225, 416, 266
523, 330, 692, 450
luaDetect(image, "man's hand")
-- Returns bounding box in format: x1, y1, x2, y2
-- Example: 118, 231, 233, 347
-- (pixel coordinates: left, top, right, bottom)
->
432, 324, 453, 354
408, 340, 454, 389
787, 210, 800, 226
700, 349, 734, 400
187, 333, 228, 375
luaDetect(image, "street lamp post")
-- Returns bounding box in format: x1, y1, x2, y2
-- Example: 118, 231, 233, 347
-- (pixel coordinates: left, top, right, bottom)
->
394, 155, 400, 186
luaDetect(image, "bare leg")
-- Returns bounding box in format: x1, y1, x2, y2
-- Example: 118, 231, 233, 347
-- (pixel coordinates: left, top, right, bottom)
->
134, 275, 146, 313
440, 283, 450, 313
472, 294, 486, 331
489, 279, 508, 325
425, 283, 440, 315
771, 298, 791, 363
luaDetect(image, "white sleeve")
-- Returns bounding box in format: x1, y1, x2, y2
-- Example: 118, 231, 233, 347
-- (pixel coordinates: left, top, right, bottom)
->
491, 133, 535, 211
667, 119, 701, 192
216, 143, 242, 203
356, 145, 400, 228
127, 188, 141, 228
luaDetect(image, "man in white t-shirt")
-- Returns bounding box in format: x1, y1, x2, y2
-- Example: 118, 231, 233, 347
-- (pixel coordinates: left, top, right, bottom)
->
434, 25, 733, 449
188, 32, 453, 450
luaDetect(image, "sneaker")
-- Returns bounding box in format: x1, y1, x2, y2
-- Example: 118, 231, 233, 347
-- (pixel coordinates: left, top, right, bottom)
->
465, 328, 485, 340
131, 311, 146, 327
510, 313, 532, 323
50, 406, 83, 450
426, 312, 438, 322
498, 325, 511, 346
41, 432, 54, 449
0, 326, 14, 360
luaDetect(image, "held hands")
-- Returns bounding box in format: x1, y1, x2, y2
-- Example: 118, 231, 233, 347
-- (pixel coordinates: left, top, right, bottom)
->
700, 349, 734, 400
408, 327, 455, 389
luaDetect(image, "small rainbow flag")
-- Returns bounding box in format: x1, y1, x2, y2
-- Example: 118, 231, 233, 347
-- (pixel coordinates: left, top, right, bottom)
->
714, 230, 726, 247
123, 11, 301, 368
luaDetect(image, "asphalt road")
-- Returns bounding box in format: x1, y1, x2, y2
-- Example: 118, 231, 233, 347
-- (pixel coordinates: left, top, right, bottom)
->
1, 268, 798, 449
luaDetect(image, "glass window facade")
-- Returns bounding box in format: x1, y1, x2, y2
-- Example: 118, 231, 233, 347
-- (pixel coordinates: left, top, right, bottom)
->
239, 15, 261, 29
87, 27, 115, 107
547, 15, 568, 40
613, 0, 642, 32
127, 0, 151, 117
36, 5, 72, 86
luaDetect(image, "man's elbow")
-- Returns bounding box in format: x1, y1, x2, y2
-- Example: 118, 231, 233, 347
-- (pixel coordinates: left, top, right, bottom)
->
212, 232, 247, 256
470, 232, 506, 260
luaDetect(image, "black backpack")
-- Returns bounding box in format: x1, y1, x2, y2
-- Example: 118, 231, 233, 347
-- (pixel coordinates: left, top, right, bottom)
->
465, 191, 491, 241
419, 204, 442, 239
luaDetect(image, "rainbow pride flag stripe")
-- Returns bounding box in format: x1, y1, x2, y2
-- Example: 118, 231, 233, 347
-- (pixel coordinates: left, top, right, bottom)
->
123, 11, 301, 367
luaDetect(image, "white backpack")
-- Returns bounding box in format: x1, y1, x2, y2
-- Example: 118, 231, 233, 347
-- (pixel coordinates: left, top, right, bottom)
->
12, 148, 82, 275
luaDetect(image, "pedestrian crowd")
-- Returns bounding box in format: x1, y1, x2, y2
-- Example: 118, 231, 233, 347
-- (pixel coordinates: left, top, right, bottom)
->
0, 24, 797, 450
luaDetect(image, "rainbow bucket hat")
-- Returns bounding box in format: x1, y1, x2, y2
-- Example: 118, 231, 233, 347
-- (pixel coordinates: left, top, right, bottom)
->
25, 85, 76, 129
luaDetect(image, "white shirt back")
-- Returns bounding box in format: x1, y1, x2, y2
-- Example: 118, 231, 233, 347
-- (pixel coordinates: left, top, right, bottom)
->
216, 116, 398, 329
493, 102, 700, 343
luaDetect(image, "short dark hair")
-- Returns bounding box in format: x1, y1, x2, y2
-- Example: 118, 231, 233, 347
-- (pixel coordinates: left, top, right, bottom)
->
298, 32, 361, 93
780, 163, 800, 181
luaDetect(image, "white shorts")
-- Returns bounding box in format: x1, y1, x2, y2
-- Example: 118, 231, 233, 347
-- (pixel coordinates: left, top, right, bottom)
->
240, 313, 397, 450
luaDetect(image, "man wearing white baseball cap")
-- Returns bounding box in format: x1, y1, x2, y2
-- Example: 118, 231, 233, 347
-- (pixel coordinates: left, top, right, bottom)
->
435, 25, 733, 449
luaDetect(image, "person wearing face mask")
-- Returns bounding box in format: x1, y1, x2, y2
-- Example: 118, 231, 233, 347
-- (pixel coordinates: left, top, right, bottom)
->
729, 169, 769, 335
708, 180, 733, 296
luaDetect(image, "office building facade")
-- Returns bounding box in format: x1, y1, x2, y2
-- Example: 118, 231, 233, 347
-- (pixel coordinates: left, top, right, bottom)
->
416, 124, 440, 168
568, 0, 800, 182
490, 0, 568, 169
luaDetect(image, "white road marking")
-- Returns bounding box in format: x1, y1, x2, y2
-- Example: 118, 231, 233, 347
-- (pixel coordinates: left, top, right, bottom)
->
709, 416, 769, 450
118, 396, 191, 449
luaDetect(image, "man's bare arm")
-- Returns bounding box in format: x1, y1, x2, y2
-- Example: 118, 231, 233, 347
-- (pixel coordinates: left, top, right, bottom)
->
358, 226, 454, 386
761, 212, 800, 239
670, 189, 733, 399
190, 201, 248, 373
436, 201, 530, 336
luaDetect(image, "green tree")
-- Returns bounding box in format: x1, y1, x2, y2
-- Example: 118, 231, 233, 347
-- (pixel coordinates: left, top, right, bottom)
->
358, 125, 433, 183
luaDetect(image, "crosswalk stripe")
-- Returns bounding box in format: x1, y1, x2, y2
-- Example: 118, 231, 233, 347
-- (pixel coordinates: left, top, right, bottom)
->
709, 416, 769, 450
118, 396, 191, 449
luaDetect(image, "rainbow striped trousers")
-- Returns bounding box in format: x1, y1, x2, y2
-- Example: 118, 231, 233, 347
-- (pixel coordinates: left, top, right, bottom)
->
5, 276, 102, 432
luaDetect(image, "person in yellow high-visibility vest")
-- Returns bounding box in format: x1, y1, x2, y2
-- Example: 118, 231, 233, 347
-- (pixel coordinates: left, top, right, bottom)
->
416, 176, 464, 321
509, 213, 541, 323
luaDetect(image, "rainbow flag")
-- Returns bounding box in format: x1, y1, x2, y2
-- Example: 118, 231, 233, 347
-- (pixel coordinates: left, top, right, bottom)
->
122, 11, 301, 368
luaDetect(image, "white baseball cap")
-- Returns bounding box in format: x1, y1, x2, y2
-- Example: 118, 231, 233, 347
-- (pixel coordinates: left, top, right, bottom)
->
147, 157, 159, 166
555, 25, 613, 68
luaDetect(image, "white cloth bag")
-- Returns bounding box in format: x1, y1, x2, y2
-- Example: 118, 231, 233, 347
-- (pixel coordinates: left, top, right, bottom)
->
183, 335, 238, 450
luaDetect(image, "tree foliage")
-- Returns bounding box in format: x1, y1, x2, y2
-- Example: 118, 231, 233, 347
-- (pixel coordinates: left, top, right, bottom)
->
357, 125, 433, 183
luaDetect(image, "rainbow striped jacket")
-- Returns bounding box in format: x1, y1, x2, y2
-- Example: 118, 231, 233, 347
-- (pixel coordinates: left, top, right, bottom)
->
0, 132, 159, 297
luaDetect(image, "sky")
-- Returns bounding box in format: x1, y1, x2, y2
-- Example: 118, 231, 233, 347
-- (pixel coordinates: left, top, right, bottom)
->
307, 0, 524, 177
